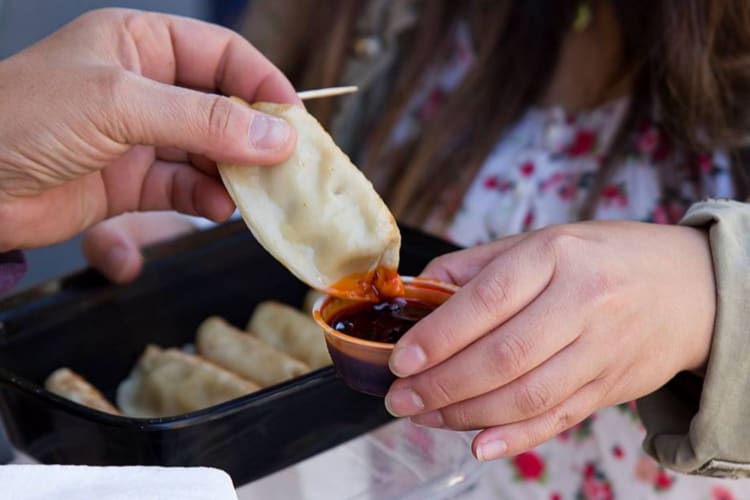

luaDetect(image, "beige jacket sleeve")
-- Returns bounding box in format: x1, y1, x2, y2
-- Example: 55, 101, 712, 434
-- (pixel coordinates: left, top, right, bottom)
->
637, 199, 750, 478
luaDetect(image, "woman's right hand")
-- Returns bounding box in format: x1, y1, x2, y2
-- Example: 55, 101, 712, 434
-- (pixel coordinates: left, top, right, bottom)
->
0, 8, 298, 252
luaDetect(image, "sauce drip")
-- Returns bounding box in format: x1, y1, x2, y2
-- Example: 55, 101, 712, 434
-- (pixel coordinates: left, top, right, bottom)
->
330, 298, 436, 344
329, 267, 404, 302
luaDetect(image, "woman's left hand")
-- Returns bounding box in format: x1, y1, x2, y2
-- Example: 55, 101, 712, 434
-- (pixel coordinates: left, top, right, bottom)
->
384, 221, 716, 461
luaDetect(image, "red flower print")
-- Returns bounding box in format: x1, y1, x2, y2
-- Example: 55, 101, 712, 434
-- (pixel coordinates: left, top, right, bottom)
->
601, 184, 627, 207
522, 210, 535, 230
697, 152, 713, 174
419, 87, 445, 121
581, 478, 614, 500
566, 130, 597, 157
513, 451, 545, 481
559, 182, 577, 201
612, 445, 624, 459
520, 162, 535, 177
637, 127, 660, 155
654, 471, 673, 490
712, 486, 736, 500
667, 201, 687, 222
541, 171, 564, 191
602, 185, 619, 199
550, 493, 562, 500
652, 205, 669, 224
483, 176, 498, 189
584, 463, 596, 479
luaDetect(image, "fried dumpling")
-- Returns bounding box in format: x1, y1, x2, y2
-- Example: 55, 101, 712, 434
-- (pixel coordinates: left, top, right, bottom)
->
45, 368, 120, 415
196, 317, 310, 387
218, 100, 402, 301
248, 301, 331, 369
302, 289, 325, 315
116, 345, 259, 418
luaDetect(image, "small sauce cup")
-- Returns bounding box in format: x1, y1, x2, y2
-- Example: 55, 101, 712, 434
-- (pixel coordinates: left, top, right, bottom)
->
312, 276, 457, 396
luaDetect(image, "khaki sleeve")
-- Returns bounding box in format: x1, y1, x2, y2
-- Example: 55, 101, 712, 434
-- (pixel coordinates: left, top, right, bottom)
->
637, 199, 750, 478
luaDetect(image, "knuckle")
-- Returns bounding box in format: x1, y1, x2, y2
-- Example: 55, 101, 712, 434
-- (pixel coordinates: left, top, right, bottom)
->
206, 95, 236, 144
488, 334, 530, 376
548, 405, 577, 435
471, 271, 510, 315
443, 405, 473, 430
93, 66, 131, 98
423, 254, 450, 277
514, 379, 553, 415
538, 226, 581, 260
580, 269, 619, 309
419, 373, 455, 407
83, 67, 134, 142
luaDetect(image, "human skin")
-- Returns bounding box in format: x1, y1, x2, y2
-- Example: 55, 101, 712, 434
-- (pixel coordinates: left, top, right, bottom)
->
0, 8, 299, 253
384, 221, 716, 461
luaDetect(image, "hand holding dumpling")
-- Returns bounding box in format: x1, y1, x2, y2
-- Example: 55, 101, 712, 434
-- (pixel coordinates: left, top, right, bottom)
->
0, 8, 298, 252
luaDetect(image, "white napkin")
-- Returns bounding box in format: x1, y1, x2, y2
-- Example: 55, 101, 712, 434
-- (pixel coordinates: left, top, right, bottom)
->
0, 465, 238, 500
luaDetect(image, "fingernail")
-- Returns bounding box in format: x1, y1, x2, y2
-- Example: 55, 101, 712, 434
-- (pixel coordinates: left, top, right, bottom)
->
390, 344, 427, 376
384, 388, 424, 417
411, 410, 444, 428
249, 113, 291, 150
475, 440, 507, 461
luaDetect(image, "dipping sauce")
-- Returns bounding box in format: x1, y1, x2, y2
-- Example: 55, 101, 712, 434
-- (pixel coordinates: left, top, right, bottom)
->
329, 298, 436, 344
329, 267, 405, 302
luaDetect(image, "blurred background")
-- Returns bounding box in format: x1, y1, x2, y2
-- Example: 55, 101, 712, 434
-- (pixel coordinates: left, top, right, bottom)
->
0, 0, 247, 296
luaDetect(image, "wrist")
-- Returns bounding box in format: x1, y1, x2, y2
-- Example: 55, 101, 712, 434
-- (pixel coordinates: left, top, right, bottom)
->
680, 226, 716, 375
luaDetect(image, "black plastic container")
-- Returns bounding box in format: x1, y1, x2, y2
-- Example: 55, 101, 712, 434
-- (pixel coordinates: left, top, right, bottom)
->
0, 221, 457, 486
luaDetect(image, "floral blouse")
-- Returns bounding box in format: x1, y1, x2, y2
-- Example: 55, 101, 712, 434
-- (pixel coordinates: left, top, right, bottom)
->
396, 22, 748, 500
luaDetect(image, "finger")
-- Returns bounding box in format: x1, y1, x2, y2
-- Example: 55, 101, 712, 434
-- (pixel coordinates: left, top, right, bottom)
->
137, 160, 235, 221
110, 76, 296, 166
155, 147, 188, 163
471, 380, 605, 461
390, 234, 557, 378
155, 149, 218, 177
125, 11, 300, 104
188, 153, 218, 177
408, 338, 601, 429
83, 212, 196, 284
421, 233, 527, 286
387, 282, 584, 417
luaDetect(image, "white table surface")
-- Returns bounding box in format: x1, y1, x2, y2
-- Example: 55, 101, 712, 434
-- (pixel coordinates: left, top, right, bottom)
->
10, 419, 504, 500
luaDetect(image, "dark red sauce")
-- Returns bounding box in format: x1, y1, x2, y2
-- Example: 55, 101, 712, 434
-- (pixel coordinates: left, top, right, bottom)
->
330, 298, 436, 344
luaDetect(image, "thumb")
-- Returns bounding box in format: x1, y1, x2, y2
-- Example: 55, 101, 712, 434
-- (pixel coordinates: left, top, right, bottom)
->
110, 75, 296, 165
421, 233, 528, 286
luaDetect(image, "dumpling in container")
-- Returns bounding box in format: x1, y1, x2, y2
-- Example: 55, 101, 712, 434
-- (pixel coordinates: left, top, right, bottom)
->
197, 317, 310, 387
218, 100, 403, 301
116, 345, 259, 418
45, 367, 120, 415
248, 301, 331, 369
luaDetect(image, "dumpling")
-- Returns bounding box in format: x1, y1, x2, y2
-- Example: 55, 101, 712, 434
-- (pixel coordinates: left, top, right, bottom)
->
302, 289, 325, 315
248, 301, 331, 369
196, 317, 310, 387
218, 100, 403, 301
45, 368, 120, 415
116, 345, 259, 418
